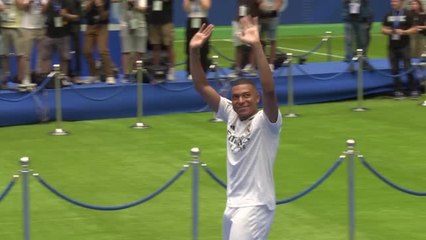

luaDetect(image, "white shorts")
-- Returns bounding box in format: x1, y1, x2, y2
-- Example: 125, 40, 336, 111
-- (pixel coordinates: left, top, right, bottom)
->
223, 205, 275, 240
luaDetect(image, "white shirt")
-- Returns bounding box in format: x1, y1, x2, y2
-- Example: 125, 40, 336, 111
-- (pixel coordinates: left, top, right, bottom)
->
21, 0, 47, 29
216, 97, 282, 210
188, 0, 207, 18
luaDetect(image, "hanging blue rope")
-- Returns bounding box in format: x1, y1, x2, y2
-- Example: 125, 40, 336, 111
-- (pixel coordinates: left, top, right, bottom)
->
201, 164, 227, 189
0, 72, 55, 102
154, 82, 195, 92
276, 156, 344, 205
293, 40, 326, 59
0, 176, 19, 202
33, 166, 188, 210
295, 64, 350, 81
69, 84, 127, 101
359, 156, 426, 196
371, 66, 415, 78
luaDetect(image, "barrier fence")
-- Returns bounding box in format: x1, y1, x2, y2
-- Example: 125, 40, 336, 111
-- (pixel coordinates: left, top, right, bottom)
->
1, 31, 425, 128
1, 140, 425, 240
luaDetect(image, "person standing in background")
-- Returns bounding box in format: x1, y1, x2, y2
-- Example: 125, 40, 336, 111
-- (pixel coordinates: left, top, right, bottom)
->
382, 0, 419, 99
0, 1, 6, 89
147, 0, 175, 81
183, 0, 211, 80
257, 0, 284, 72
408, 0, 426, 59
228, 0, 258, 78
39, 0, 78, 84
17, 0, 48, 85
68, 0, 82, 83
342, 0, 373, 70
114, 0, 147, 83
82, 0, 116, 84
0, 0, 26, 87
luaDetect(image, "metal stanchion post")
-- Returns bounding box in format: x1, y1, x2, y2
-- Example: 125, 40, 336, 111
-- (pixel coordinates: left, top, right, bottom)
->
190, 147, 200, 240
284, 53, 298, 118
131, 60, 150, 129
208, 55, 224, 123
50, 64, 69, 135
20, 157, 31, 240
324, 31, 332, 62
345, 139, 356, 240
352, 49, 368, 112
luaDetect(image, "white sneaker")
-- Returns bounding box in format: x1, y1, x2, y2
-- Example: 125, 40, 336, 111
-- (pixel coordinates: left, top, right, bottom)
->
167, 68, 175, 81
106, 76, 116, 85
242, 64, 253, 73
187, 74, 192, 80
21, 77, 32, 86
61, 76, 73, 86
82, 76, 100, 84
269, 64, 275, 72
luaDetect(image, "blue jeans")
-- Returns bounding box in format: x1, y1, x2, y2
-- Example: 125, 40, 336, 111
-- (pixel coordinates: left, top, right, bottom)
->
344, 21, 370, 61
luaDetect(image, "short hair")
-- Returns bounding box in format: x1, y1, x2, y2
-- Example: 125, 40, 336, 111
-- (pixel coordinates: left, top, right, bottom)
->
230, 79, 257, 88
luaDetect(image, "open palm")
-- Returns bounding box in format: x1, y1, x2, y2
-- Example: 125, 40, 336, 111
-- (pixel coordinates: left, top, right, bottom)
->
237, 16, 260, 45
190, 24, 214, 49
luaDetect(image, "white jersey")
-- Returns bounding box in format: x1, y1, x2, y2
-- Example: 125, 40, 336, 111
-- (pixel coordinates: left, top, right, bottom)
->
216, 97, 282, 210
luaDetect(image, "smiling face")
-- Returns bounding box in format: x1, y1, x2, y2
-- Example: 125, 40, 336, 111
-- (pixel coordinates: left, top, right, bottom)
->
231, 81, 260, 121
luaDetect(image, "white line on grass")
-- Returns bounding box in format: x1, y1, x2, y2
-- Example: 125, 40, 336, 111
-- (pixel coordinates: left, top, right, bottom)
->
277, 47, 345, 59
217, 39, 345, 59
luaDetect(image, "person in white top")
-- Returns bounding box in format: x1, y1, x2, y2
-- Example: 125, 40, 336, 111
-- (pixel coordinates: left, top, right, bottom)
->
189, 16, 282, 240
183, 0, 211, 80
18, 0, 48, 84
0, 0, 25, 86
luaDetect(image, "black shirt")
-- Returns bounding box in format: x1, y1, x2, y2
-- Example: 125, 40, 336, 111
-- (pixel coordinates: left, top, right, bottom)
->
383, 9, 414, 49
45, 0, 75, 38
85, 0, 110, 25
147, 0, 173, 25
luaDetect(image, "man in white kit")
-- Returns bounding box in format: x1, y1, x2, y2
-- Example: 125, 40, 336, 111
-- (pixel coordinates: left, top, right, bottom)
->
189, 16, 282, 240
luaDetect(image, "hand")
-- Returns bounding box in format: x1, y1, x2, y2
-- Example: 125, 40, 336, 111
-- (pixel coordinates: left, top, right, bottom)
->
189, 23, 214, 49
95, 0, 104, 7
237, 16, 260, 45
395, 29, 404, 35
60, 8, 68, 16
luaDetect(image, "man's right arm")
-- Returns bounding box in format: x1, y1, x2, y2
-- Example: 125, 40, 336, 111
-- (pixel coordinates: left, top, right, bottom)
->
189, 25, 221, 112
189, 48, 221, 112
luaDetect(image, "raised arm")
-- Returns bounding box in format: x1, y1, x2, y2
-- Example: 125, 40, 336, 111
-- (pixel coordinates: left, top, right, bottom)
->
189, 24, 221, 112
238, 16, 279, 122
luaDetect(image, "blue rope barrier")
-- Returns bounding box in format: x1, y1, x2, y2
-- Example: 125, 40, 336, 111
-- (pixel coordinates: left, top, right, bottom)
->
371, 65, 415, 78
201, 164, 227, 189
69, 83, 127, 101
0, 176, 19, 202
293, 40, 326, 59
154, 82, 195, 92
276, 156, 344, 205
295, 63, 351, 81
359, 156, 426, 196
0, 72, 55, 102
33, 166, 189, 210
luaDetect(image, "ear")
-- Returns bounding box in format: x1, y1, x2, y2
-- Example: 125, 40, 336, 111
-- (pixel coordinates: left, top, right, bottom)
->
256, 92, 261, 104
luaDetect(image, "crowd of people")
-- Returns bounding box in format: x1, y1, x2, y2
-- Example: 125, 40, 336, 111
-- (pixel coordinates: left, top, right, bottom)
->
0, 0, 286, 90
344, 0, 426, 99
0, 0, 424, 99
